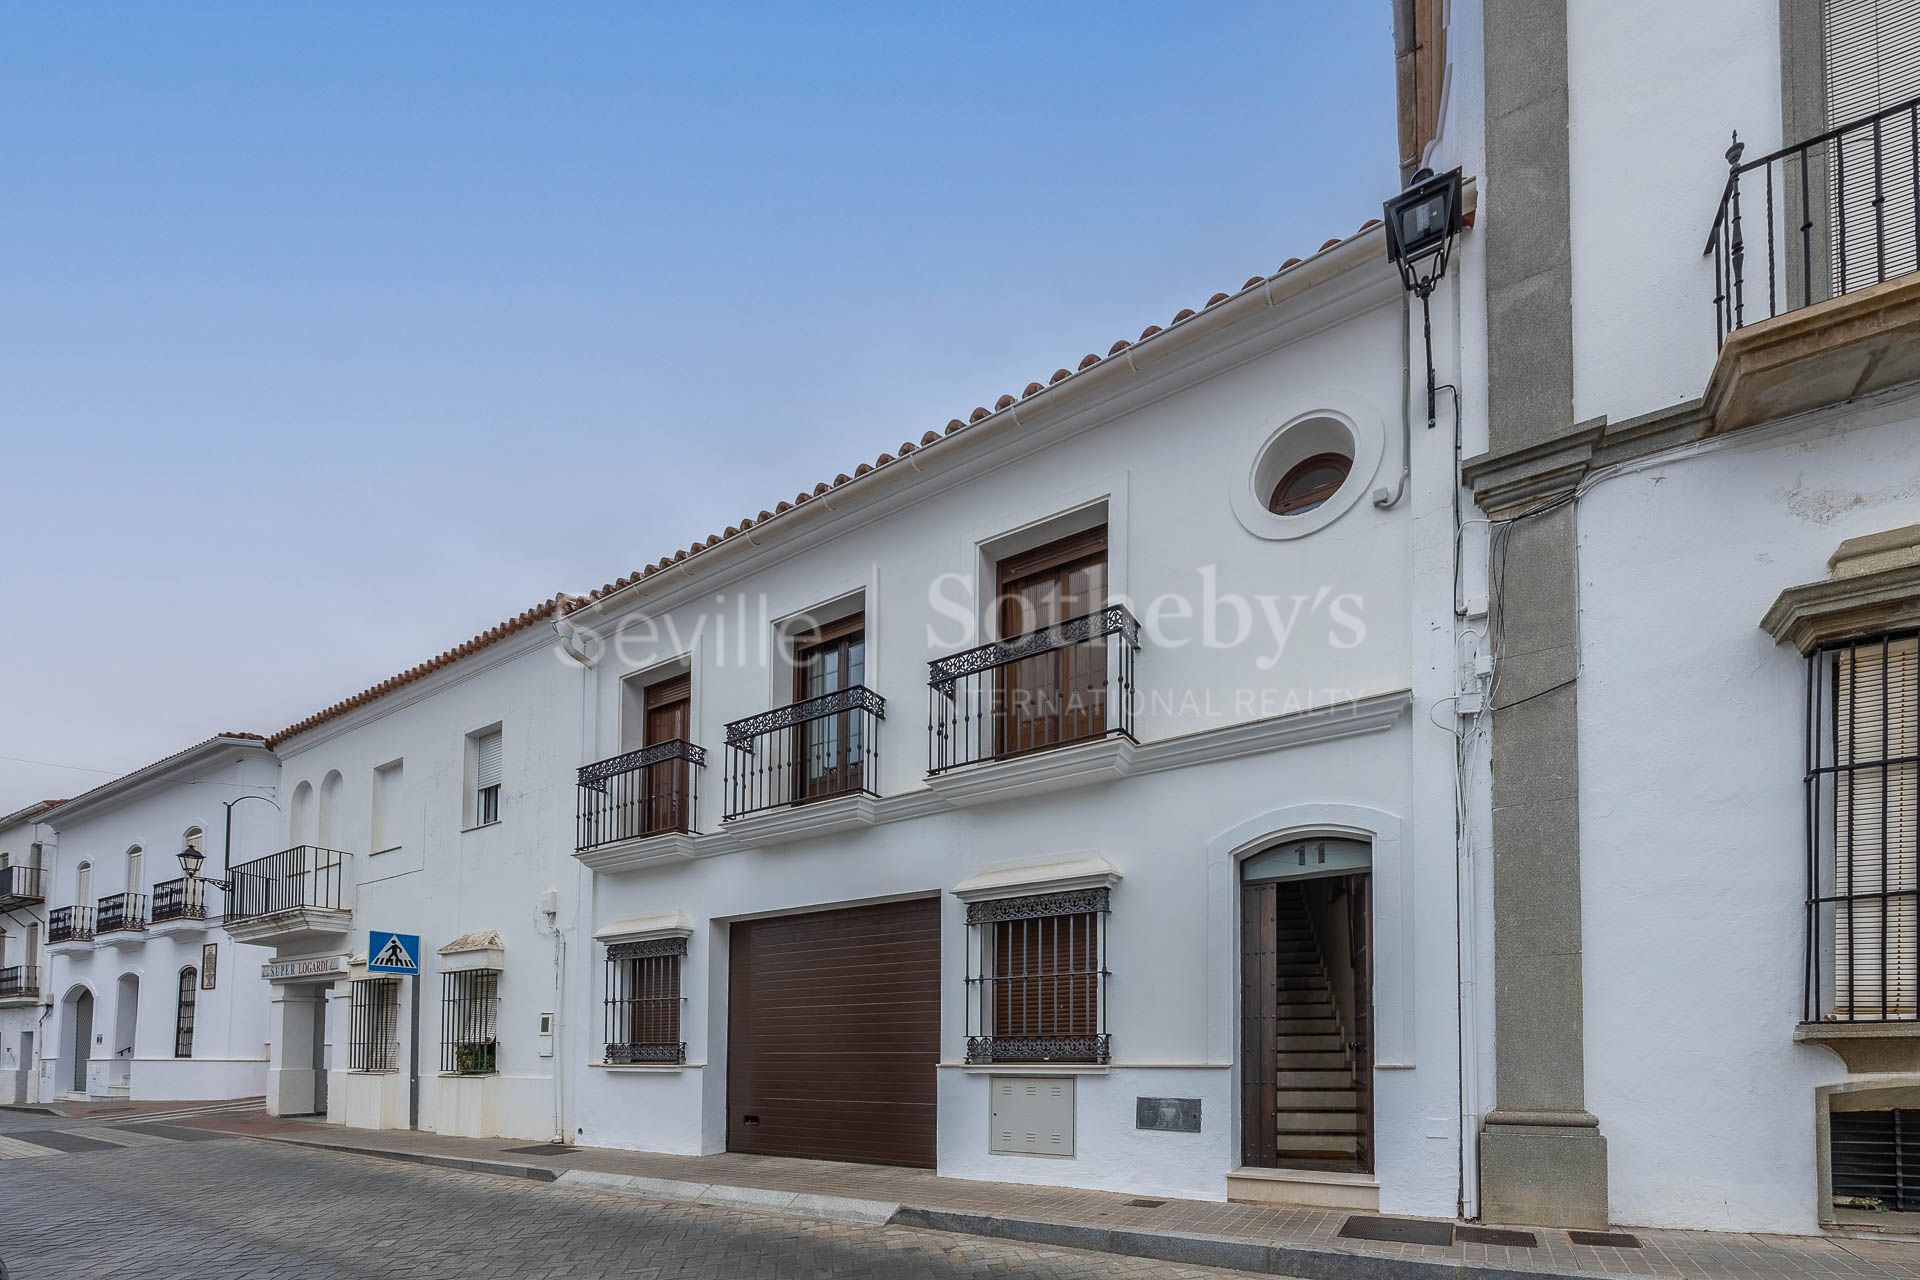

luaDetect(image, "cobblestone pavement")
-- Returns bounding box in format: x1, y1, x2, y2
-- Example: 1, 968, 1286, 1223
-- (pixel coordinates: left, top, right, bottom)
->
0, 1115, 1260, 1280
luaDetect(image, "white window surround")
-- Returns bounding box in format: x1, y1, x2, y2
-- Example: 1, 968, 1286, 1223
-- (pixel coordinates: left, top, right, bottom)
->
437, 928, 506, 973
951, 852, 1123, 903
594, 909, 694, 946
1229, 401, 1387, 541
957, 475, 1130, 650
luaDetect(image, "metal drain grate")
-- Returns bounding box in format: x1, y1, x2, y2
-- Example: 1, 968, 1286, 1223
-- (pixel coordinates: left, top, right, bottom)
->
1338, 1215, 1456, 1246
1455, 1226, 1538, 1248
1568, 1230, 1642, 1249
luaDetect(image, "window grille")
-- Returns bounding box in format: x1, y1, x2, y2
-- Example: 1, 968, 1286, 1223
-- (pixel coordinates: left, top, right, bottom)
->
440, 969, 500, 1075
1833, 1108, 1920, 1211
1808, 632, 1920, 1021
964, 888, 1110, 1063
175, 967, 197, 1058
350, 977, 401, 1072
603, 937, 685, 1064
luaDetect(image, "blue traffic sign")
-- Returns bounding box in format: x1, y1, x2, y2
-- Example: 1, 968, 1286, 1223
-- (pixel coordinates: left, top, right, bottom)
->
368, 931, 421, 974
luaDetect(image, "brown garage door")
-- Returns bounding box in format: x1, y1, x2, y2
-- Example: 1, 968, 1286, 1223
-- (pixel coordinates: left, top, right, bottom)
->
727, 897, 939, 1168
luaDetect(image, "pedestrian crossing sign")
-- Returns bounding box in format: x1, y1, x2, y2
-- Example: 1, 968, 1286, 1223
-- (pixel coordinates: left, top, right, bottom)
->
368, 931, 421, 974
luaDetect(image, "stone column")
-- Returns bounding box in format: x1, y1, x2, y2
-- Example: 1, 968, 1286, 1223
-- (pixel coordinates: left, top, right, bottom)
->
1475, 0, 1609, 1228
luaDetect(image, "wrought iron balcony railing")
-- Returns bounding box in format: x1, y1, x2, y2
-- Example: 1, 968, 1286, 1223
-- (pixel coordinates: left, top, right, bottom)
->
723, 686, 884, 820
152, 876, 211, 923
1708, 94, 1920, 343
577, 740, 705, 852
928, 604, 1140, 775
96, 892, 147, 933
227, 846, 351, 921
0, 966, 39, 1000
0, 865, 45, 907
48, 905, 94, 943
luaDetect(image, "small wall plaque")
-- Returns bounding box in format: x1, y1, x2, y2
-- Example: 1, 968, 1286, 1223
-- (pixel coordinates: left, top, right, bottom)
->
201, 942, 218, 989
1135, 1096, 1202, 1133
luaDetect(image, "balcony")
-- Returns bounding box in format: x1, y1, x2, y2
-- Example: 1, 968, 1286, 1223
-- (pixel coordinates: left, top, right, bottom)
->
0, 965, 39, 1003
926, 605, 1140, 801
224, 846, 353, 947
1704, 95, 1920, 435
48, 905, 94, 946
575, 741, 705, 869
0, 865, 45, 909
151, 876, 214, 934
721, 687, 885, 842
96, 892, 148, 947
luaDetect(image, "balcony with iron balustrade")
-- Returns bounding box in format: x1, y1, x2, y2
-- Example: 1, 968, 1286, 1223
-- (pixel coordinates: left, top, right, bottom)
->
721, 686, 886, 844
0, 965, 39, 1006
925, 604, 1141, 805
1705, 94, 1920, 436
223, 846, 354, 947
0, 865, 45, 910
575, 741, 706, 871
48, 904, 94, 950
95, 892, 148, 948
150, 876, 215, 936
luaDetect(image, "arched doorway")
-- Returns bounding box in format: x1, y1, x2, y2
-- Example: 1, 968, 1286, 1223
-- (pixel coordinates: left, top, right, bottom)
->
1239, 836, 1373, 1174
62, 987, 93, 1096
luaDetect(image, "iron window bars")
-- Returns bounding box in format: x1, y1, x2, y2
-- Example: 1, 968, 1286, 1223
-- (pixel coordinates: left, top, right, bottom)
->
96, 892, 147, 934
48, 905, 94, 943
350, 977, 402, 1072
723, 686, 885, 820
1806, 631, 1920, 1023
175, 967, 197, 1059
964, 887, 1111, 1064
227, 846, 351, 921
576, 740, 705, 852
1833, 1108, 1920, 1212
1706, 93, 1920, 344
440, 968, 500, 1075
603, 936, 686, 1064
0, 966, 39, 999
151, 876, 209, 923
928, 605, 1140, 775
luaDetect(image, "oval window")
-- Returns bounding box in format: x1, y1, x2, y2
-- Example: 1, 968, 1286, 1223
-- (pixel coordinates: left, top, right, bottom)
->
1267, 452, 1352, 515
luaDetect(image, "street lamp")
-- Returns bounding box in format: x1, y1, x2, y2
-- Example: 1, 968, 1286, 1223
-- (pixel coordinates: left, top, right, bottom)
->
177, 844, 232, 891
1382, 167, 1465, 432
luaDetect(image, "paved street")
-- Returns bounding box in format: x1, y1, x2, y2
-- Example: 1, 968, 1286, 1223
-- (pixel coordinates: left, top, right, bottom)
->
0, 1110, 1257, 1280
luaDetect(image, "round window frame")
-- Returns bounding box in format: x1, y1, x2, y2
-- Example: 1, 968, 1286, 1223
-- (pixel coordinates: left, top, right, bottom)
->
1230, 404, 1384, 541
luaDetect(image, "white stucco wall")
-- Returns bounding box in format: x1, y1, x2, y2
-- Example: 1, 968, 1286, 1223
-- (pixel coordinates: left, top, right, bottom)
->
1576, 389, 1920, 1232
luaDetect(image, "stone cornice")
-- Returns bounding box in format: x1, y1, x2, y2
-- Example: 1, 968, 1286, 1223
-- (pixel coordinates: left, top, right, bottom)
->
1463, 400, 1711, 516
1761, 526, 1920, 653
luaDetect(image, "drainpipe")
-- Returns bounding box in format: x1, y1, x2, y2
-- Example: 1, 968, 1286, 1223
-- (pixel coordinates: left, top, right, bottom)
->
1373, 289, 1416, 511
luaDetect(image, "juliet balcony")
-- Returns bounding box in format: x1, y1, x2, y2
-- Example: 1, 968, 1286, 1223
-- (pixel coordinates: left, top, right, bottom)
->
0, 966, 39, 1004
926, 605, 1141, 799
575, 740, 706, 868
224, 846, 354, 947
1705, 94, 1920, 434
0, 865, 45, 909
721, 687, 885, 840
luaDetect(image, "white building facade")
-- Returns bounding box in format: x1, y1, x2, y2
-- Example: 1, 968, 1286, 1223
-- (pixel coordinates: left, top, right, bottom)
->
36, 735, 278, 1102
0, 801, 59, 1104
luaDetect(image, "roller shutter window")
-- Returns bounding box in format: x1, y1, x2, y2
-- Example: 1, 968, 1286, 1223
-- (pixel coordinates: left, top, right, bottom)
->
474, 728, 503, 826
1823, 0, 1920, 292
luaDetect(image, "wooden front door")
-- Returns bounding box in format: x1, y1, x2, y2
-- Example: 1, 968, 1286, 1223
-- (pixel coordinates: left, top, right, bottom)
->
644, 676, 692, 835
1239, 881, 1281, 1167
1347, 873, 1374, 1173
994, 527, 1108, 757
727, 898, 940, 1168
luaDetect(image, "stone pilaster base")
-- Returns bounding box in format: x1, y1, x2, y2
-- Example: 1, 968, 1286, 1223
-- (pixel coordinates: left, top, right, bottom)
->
1479, 1111, 1609, 1228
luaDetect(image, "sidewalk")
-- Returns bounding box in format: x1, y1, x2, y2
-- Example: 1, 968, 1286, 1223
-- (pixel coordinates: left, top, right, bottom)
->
1, 1096, 264, 1121
184, 1111, 1920, 1280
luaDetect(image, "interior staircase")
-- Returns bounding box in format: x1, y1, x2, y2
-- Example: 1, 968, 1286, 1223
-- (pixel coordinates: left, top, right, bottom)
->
1270, 882, 1362, 1164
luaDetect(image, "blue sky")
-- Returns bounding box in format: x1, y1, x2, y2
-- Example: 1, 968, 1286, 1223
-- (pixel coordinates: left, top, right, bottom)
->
0, 3, 1395, 811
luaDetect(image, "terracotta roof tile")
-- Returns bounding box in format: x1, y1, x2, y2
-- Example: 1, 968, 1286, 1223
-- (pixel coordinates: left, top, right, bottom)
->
267, 597, 582, 747
44, 733, 270, 820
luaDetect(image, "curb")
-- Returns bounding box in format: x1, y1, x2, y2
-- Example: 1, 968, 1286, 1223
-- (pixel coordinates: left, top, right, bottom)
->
556, 1168, 899, 1227
0, 1105, 58, 1116
248, 1134, 561, 1183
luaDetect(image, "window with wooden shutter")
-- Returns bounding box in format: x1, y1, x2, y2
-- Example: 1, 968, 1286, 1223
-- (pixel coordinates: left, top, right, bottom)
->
350, 977, 402, 1072
1811, 633, 1920, 1020
963, 888, 1111, 1063
1823, 0, 1920, 293
472, 727, 503, 826
603, 937, 686, 1064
